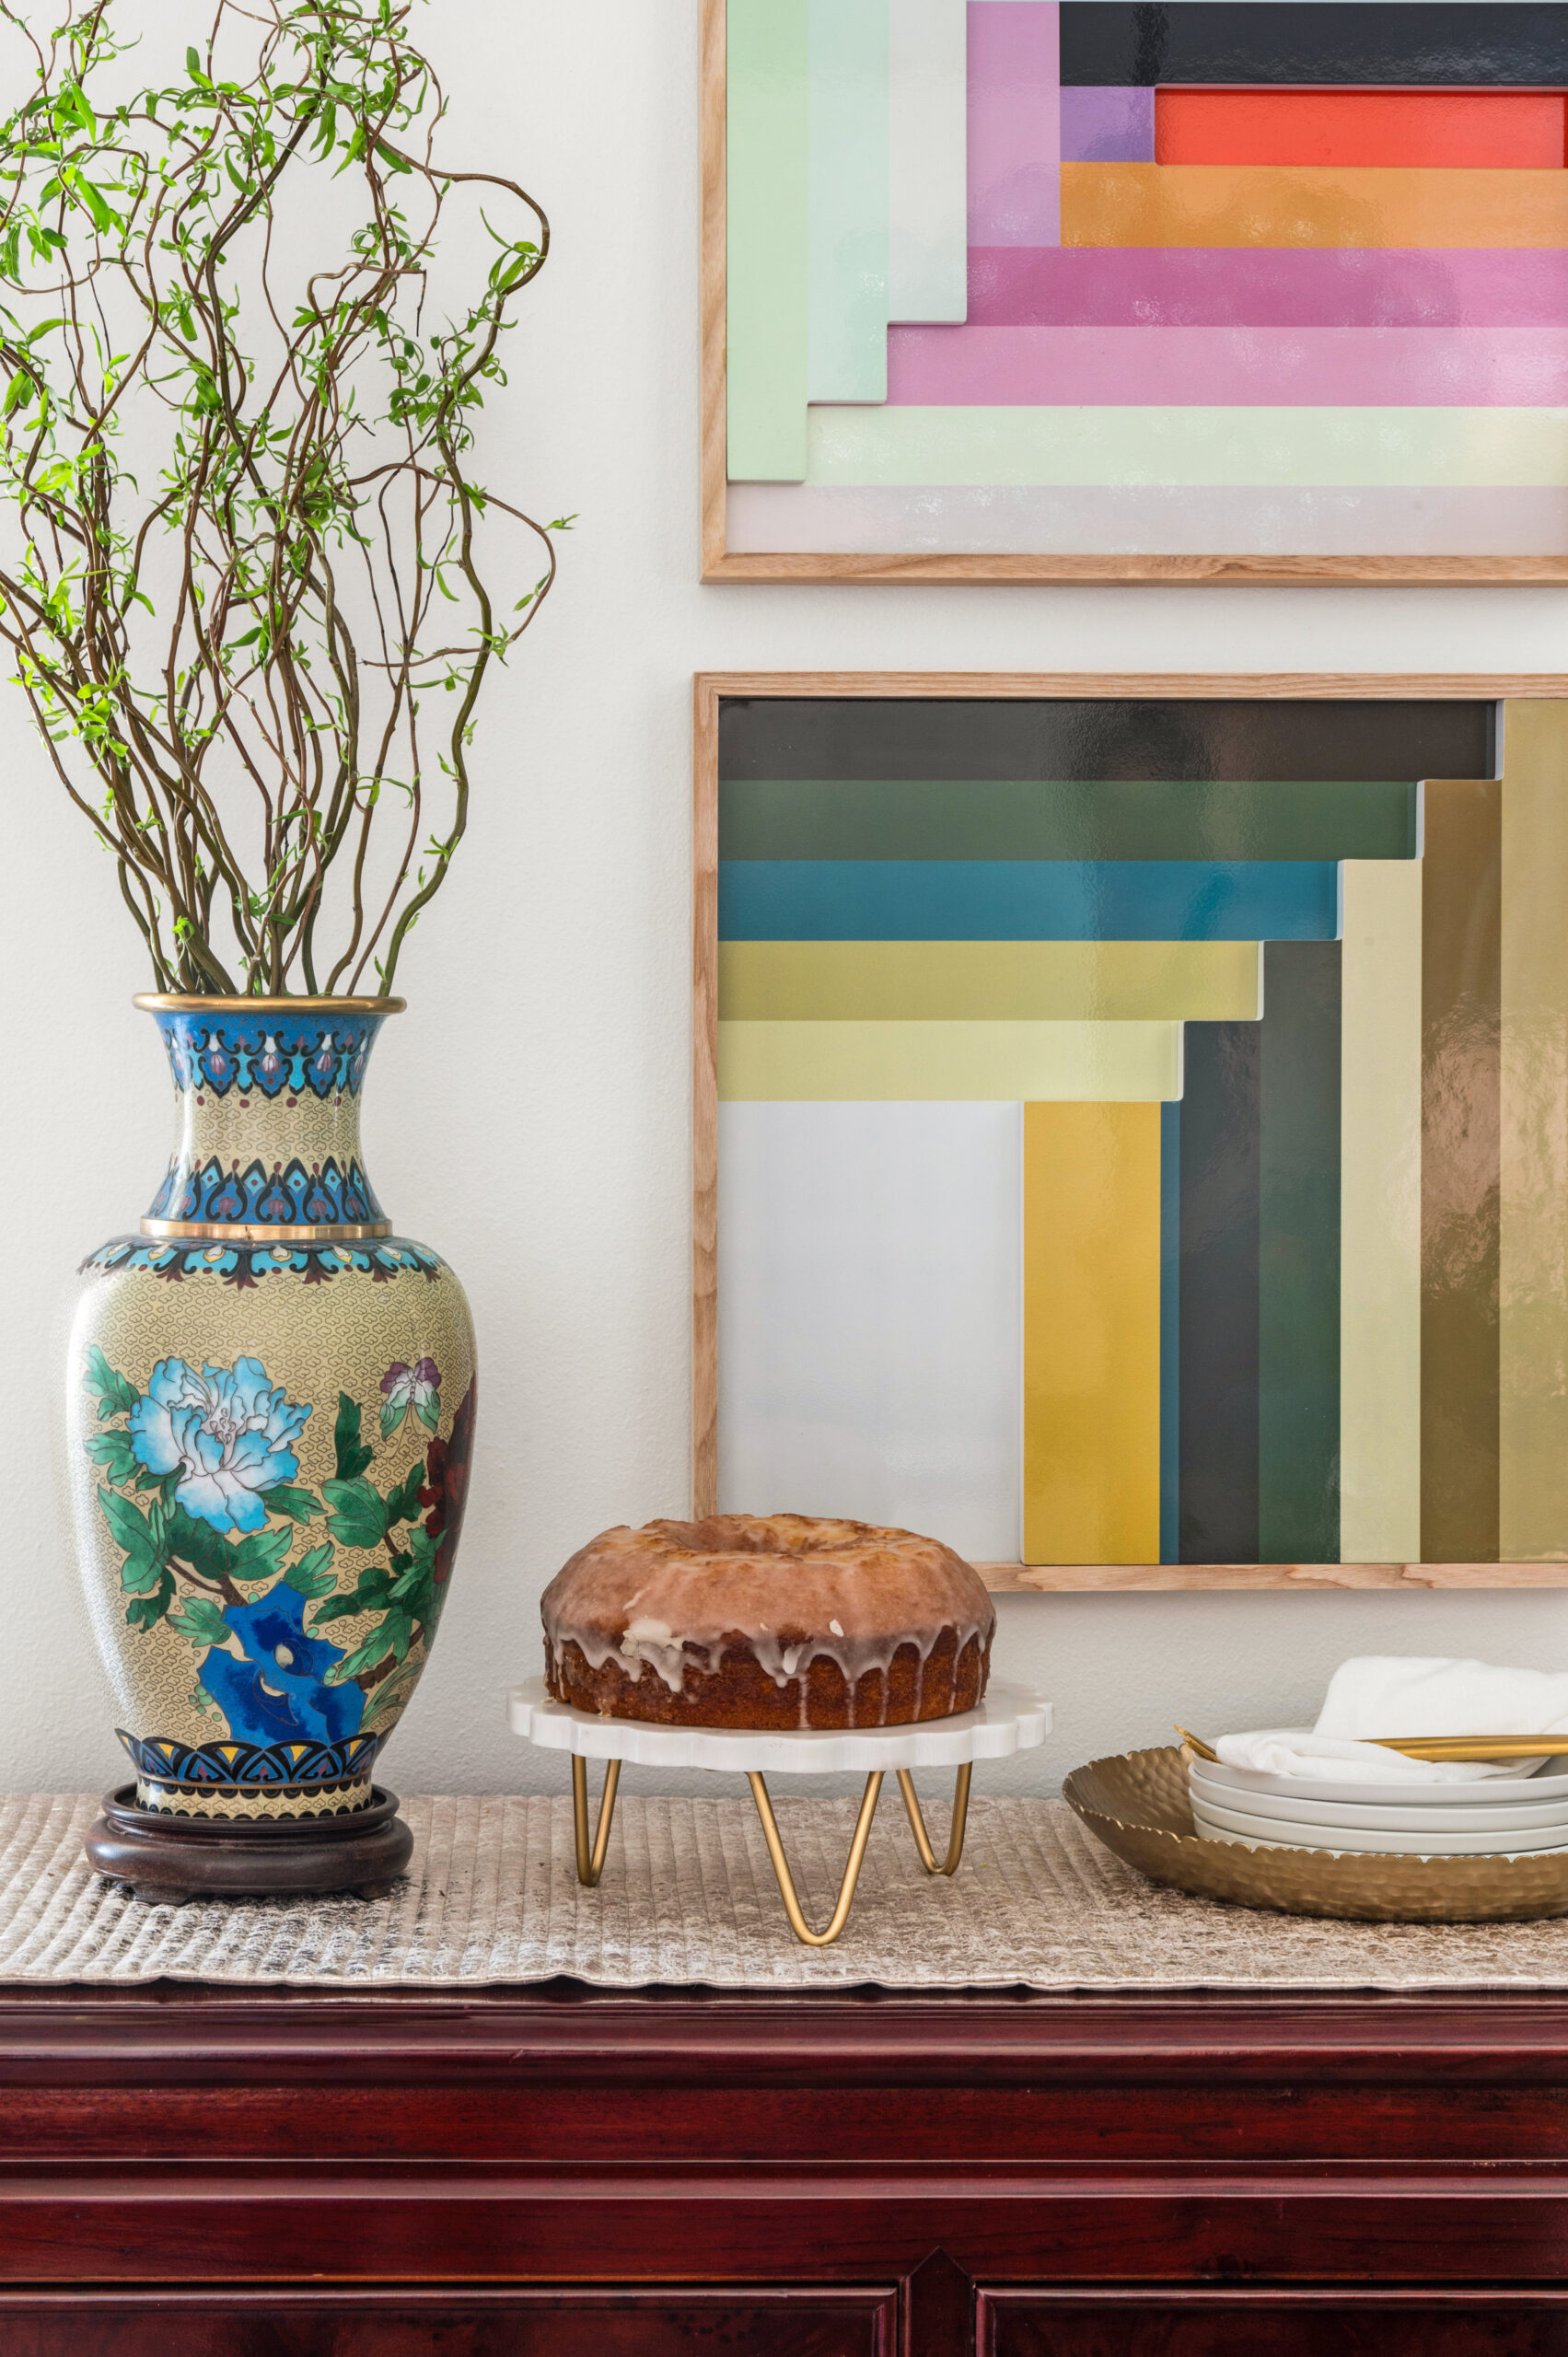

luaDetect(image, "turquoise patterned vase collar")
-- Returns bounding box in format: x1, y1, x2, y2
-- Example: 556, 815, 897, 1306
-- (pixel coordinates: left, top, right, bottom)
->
135, 994, 405, 1243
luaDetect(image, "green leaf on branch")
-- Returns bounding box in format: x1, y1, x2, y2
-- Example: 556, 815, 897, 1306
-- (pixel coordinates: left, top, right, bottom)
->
232, 1525, 292, 1585
323, 1473, 389, 1551
99, 1483, 157, 1564
132, 1467, 181, 1504
309, 1564, 396, 1625
164, 1506, 237, 1584
117, 1550, 170, 1598
102, 1490, 169, 1605
125, 1570, 176, 1631
264, 1483, 320, 1525
84, 1345, 138, 1420
384, 1464, 425, 1529
325, 1611, 412, 1686
168, 1595, 232, 1649
285, 1542, 337, 1600
360, 1664, 420, 1729
333, 1392, 373, 1481
86, 1427, 138, 1485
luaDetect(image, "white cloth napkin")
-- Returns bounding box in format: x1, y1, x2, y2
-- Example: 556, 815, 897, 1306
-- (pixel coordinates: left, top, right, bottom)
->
1214, 1655, 1568, 1784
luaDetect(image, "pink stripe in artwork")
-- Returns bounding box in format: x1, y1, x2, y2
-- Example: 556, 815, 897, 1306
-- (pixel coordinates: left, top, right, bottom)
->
885, 323, 1568, 405
967, 246, 1568, 330
969, 4, 1061, 248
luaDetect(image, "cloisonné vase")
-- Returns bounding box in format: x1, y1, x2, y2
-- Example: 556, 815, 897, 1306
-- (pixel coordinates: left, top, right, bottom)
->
65, 996, 475, 1822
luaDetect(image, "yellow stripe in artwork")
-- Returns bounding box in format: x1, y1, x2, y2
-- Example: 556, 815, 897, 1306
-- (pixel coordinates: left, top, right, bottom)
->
1501, 700, 1568, 1562
718, 1018, 1184, 1101
1023, 1101, 1162, 1565
719, 937, 1260, 1022
1339, 857, 1423, 1563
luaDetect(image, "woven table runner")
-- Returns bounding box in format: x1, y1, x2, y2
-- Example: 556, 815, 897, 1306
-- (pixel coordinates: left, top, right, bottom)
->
3, 1792, 1568, 1989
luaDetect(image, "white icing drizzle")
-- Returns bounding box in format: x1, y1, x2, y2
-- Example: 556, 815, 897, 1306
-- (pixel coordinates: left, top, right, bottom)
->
540, 1514, 995, 1724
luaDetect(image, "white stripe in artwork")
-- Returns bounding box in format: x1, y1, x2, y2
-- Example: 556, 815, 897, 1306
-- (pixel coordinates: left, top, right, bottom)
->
717, 1098, 1023, 1560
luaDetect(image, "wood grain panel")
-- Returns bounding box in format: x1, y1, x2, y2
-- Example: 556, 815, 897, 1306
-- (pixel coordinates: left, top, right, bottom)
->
0, 2289, 897, 2357
985, 1558, 1568, 1589
981, 2289, 1568, 2357
693, 677, 722, 1516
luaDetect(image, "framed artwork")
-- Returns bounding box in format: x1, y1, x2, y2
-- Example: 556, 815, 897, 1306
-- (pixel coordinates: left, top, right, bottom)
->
701, 0, 1568, 584
693, 671, 1568, 1591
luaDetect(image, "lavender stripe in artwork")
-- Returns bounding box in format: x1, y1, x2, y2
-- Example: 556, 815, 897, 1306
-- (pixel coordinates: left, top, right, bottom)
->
1060, 85, 1155, 162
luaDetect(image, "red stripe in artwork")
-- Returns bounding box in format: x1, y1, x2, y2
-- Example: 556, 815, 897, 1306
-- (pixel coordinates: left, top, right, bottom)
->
1156, 89, 1568, 171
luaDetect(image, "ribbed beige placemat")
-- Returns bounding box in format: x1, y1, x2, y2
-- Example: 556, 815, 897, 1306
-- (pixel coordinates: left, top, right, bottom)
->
3, 1793, 1568, 1988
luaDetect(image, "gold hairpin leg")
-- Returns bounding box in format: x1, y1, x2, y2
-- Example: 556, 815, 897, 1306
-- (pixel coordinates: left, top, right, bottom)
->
747, 1769, 883, 1946
896, 1762, 972, 1876
571, 1755, 621, 1887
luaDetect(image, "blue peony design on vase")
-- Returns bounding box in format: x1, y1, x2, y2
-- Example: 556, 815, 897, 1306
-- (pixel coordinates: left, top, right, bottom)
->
198, 1585, 364, 1745
129, 1356, 309, 1534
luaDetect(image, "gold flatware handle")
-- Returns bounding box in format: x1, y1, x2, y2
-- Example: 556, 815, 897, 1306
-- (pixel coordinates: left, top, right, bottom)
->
1369, 1735, 1568, 1761
1178, 1723, 1567, 1765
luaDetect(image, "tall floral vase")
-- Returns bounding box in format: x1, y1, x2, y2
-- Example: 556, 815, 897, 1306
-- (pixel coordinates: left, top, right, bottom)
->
65, 996, 475, 1900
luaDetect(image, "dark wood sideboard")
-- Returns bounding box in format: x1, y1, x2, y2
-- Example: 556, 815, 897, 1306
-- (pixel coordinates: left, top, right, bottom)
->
3, 1982, 1568, 2352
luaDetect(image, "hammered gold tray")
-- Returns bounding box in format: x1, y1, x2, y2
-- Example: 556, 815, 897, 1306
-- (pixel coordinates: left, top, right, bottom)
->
1063, 1746, 1568, 1923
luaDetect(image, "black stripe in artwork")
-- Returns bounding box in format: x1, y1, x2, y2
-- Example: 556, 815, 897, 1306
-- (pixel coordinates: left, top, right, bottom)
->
716, 699, 1495, 784
1179, 1019, 1260, 1566
1059, 4, 1568, 86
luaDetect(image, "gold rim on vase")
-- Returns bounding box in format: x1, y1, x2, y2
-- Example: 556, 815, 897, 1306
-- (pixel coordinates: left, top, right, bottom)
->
134, 993, 406, 1015
139, 1219, 394, 1244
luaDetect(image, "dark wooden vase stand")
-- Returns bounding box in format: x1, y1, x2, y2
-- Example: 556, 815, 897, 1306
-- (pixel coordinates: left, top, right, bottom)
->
84, 1783, 412, 1902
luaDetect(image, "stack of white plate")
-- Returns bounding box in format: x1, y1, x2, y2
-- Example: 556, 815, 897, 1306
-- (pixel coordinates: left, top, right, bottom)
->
1189, 1744, 1568, 1857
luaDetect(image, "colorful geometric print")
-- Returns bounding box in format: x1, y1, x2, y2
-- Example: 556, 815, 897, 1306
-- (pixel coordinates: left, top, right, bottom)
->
152, 1005, 381, 1099
725, 0, 1568, 559
145, 1153, 382, 1229
79, 1237, 444, 1285
117, 1730, 381, 1789
714, 695, 1568, 1568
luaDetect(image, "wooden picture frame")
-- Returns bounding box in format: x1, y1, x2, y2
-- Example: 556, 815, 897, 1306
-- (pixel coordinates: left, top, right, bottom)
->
700, 0, 1568, 586
694, 670, 1568, 1592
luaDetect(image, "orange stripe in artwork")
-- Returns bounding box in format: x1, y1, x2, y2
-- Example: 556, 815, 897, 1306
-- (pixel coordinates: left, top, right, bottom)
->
1060, 163, 1568, 250
1156, 90, 1568, 172
1023, 1100, 1162, 1567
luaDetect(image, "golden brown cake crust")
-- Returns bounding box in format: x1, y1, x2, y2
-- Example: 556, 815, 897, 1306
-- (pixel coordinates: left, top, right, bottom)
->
540, 1512, 995, 1730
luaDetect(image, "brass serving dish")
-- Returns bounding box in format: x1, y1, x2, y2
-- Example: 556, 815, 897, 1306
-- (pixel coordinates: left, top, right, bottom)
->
1063, 1746, 1568, 1923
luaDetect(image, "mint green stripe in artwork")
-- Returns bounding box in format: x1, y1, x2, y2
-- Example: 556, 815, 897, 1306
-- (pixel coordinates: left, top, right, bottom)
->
719, 778, 1419, 862
808, 0, 890, 404
803, 404, 1568, 489
727, 0, 810, 480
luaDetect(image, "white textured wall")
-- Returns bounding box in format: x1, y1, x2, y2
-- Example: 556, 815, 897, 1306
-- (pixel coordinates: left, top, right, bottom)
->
6, 0, 1568, 1806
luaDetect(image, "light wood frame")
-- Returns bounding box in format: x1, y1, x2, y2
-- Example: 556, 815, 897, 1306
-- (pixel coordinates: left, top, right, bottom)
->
693, 669, 1568, 1592
698, 0, 1568, 586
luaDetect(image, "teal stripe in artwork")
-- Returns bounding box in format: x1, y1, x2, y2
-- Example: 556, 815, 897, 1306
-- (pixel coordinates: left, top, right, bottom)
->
1259, 938, 1342, 1565
1160, 1097, 1180, 1566
719, 777, 1420, 862
718, 859, 1340, 940
808, 0, 890, 404
803, 403, 1568, 487
726, 0, 809, 479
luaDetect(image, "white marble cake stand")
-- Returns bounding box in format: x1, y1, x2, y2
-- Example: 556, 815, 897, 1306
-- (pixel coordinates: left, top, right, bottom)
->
509, 1678, 1051, 1946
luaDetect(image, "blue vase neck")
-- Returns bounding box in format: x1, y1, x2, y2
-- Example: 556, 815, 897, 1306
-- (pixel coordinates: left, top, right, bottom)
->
138, 997, 401, 1241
